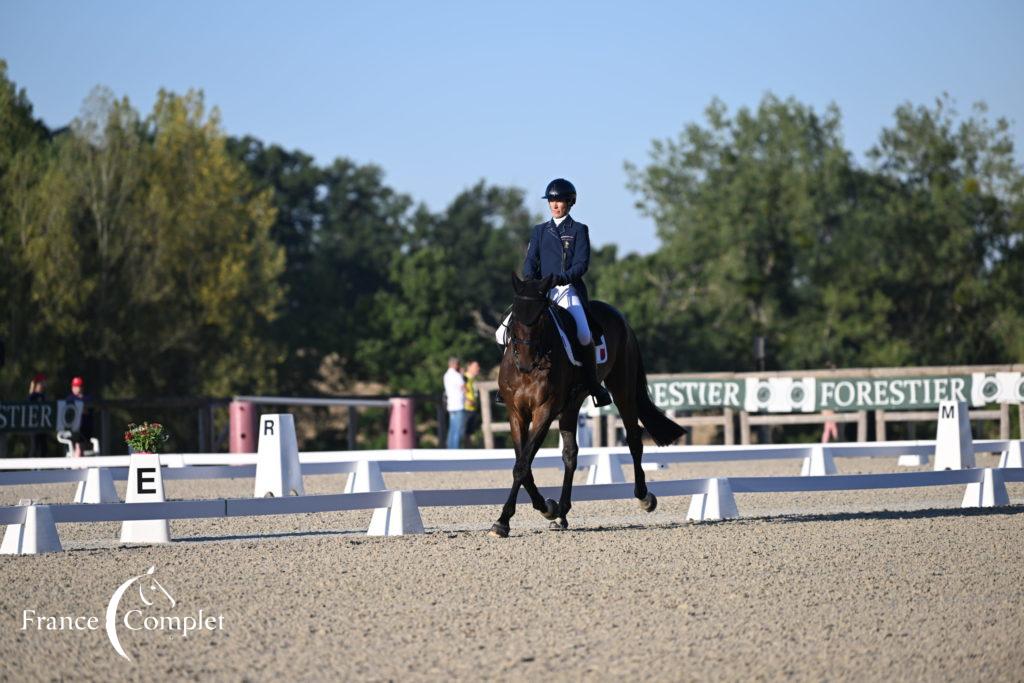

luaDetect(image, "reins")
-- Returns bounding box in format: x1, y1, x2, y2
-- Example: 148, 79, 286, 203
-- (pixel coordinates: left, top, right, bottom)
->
507, 296, 552, 372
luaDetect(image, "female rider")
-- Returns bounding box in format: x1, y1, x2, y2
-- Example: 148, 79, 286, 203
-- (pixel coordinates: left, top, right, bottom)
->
497, 178, 611, 407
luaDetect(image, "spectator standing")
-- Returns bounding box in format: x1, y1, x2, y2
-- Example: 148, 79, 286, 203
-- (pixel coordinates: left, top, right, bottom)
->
463, 360, 481, 446
65, 376, 94, 457
443, 357, 465, 449
27, 373, 48, 457
577, 411, 593, 449
821, 409, 839, 443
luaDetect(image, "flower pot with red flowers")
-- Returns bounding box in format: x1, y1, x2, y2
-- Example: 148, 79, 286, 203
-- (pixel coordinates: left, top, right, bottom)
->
124, 422, 170, 454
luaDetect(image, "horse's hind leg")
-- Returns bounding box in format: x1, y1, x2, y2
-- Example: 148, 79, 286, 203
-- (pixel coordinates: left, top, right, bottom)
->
608, 385, 657, 513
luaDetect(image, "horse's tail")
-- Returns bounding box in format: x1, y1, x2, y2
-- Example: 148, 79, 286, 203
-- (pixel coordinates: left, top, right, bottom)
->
632, 336, 687, 446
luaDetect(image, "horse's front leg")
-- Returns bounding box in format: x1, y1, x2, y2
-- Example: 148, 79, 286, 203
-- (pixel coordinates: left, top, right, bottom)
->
490, 411, 529, 538
552, 406, 583, 530
518, 407, 560, 523
491, 408, 558, 536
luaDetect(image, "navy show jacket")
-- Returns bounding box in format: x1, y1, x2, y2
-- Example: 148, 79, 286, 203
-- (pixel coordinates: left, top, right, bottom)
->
521, 215, 592, 303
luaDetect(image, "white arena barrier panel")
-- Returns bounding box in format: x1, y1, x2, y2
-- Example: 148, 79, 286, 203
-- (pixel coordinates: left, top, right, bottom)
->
799, 445, 837, 476
586, 452, 627, 485
686, 478, 739, 521
367, 491, 424, 536
961, 468, 1010, 508
344, 459, 386, 493
120, 452, 170, 544
254, 414, 304, 498
998, 441, 1023, 468
73, 467, 118, 504
1, 467, 1020, 554
1, 500, 62, 555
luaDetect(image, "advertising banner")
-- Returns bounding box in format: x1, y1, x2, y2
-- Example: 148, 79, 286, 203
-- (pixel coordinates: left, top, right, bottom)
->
634, 372, 1024, 414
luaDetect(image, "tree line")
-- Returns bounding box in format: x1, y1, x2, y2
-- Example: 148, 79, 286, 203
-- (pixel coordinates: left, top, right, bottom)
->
2, 61, 1022, 406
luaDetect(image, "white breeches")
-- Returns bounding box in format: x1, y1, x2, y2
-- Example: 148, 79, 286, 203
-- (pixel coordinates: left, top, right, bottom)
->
495, 285, 592, 346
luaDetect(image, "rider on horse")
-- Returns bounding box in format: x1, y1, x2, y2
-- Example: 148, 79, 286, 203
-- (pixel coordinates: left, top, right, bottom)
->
514, 178, 612, 408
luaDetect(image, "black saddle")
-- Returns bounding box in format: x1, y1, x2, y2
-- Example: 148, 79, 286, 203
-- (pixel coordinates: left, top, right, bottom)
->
548, 304, 604, 363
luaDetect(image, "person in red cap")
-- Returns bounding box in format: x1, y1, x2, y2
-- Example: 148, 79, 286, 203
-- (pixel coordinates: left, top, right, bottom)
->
65, 376, 94, 457
27, 373, 49, 457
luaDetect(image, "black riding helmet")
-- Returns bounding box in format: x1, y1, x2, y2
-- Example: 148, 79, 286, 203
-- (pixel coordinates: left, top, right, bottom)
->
542, 178, 577, 202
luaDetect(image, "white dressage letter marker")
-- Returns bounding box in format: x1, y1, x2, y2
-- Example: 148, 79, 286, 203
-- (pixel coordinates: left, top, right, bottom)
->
254, 414, 305, 498
120, 452, 170, 544
934, 401, 976, 470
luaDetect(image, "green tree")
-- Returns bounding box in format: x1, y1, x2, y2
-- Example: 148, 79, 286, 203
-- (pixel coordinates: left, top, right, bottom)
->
864, 96, 1024, 364
357, 182, 537, 393
625, 95, 864, 370
626, 93, 1024, 372
4, 85, 285, 399
136, 90, 285, 396
0, 61, 53, 389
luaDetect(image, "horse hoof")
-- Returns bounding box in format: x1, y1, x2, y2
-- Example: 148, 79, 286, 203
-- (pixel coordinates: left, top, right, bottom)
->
549, 518, 569, 531
639, 492, 658, 513
541, 499, 559, 520
488, 523, 510, 538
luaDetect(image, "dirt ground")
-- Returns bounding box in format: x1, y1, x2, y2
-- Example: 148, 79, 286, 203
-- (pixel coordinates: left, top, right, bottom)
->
1, 454, 1022, 681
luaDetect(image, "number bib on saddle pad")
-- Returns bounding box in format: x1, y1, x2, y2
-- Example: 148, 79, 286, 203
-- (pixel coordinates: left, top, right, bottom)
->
548, 308, 609, 367
595, 337, 609, 364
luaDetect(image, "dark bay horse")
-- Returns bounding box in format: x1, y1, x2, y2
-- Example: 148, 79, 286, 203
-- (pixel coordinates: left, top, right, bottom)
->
490, 274, 686, 537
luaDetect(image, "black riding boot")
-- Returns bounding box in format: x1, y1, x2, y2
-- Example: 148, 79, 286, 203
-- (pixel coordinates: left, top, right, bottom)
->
582, 343, 612, 407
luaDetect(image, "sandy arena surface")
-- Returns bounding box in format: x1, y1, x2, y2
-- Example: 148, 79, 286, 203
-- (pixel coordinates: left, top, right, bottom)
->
1, 454, 1023, 681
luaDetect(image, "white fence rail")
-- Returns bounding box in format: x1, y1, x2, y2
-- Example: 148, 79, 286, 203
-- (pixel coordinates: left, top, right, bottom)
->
0, 439, 1018, 491
2, 404, 1021, 554
2, 467, 1021, 554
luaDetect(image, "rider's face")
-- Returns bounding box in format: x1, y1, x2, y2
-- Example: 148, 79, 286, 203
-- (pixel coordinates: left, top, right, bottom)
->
548, 199, 571, 219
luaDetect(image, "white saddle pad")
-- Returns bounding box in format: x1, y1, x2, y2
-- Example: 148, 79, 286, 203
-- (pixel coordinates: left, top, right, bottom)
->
549, 310, 608, 367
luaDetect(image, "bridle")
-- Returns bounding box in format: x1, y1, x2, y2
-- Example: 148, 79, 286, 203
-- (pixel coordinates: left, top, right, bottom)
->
508, 295, 551, 372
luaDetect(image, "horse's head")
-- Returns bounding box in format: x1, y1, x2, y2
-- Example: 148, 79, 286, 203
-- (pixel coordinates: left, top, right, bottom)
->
507, 273, 555, 373
511, 273, 554, 326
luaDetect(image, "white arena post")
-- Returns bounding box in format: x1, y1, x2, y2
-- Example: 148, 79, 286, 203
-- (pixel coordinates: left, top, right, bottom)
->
367, 490, 424, 536
800, 445, 837, 476
253, 414, 304, 498
686, 477, 739, 522
897, 452, 929, 467
934, 401, 976, 471
1, 501, 63, 555
586, 452, 627, 485
997, 441, 1023, 469
344, 459, 386, 493
120, 452, 171, 544
961, 468, 1010, 508
73, 467, 119, 504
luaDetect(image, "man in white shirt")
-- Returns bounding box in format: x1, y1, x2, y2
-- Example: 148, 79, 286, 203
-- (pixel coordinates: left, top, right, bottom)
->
443, 357, 466, 449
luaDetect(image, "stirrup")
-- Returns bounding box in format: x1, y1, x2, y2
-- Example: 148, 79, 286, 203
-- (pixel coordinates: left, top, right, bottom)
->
590, 386, 612, 408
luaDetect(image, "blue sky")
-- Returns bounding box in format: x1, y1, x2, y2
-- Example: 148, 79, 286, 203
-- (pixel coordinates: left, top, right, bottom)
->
2, 1, 1022, 254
